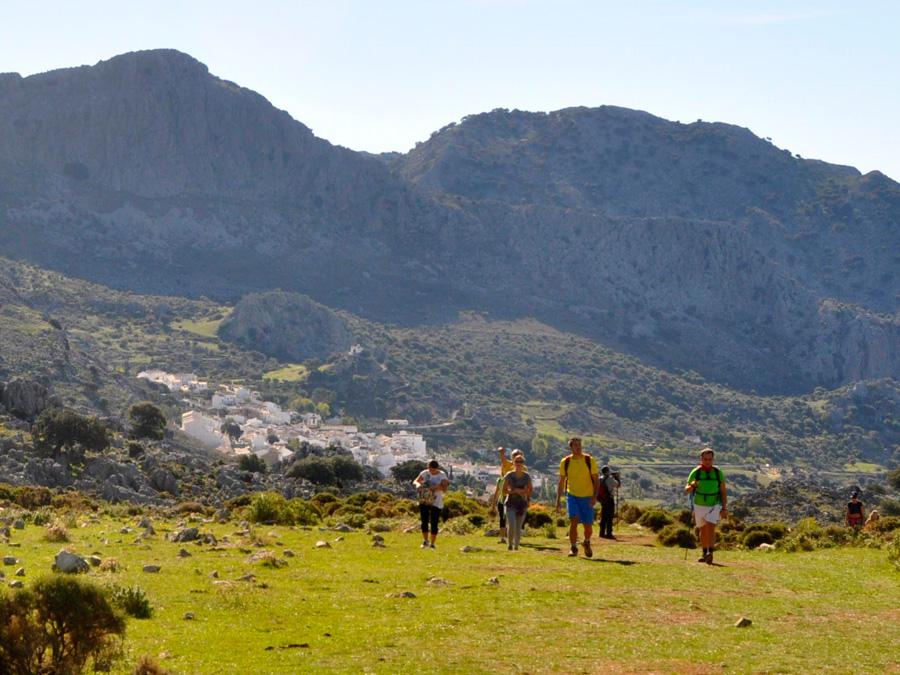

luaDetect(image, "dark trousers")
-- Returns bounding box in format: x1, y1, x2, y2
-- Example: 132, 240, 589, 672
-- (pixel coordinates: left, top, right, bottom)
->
419, 504, 441, 535
600, 498, 615, 536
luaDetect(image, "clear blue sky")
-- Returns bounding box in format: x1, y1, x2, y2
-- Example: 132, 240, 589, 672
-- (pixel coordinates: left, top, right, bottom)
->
2, 1, 898, 179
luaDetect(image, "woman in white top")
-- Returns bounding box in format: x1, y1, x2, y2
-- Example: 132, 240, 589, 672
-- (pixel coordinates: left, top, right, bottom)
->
413, 459, 449, 549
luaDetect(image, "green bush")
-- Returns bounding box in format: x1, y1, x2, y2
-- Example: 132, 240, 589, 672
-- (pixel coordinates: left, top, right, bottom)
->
238, 454, 267, 474
675, 508, 693, 527
743, 530, 774, 549
110, 584, 153, 619
542, 522, 558, 539
887, 536, 900, 572
637, 508, 674, 532
869, 516, 900, 534
619, 503, 643, 524
442, 491, 484, 520
878, 498, 900, 517
657, 523, 697, 548
245, 492, 321, 526
288, 456, 335, 485
526, 509, 554, 528
744, 522, 787, 541
467, 513, 485, 528
0, 575, 125, 674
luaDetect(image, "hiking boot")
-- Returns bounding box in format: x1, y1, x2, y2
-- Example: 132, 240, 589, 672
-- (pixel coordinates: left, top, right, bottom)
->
705, 551, 713, 565
421, 540, 430, 548
697, 554, 708, 563
499, 537, 507, 544
508, 543, 513, 551
568, 544, 578, 557
430, 543, 436, 549
583, 540, 593, 558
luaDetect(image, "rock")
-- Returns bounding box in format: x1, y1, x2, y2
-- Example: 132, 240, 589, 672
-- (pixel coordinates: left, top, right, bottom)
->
315, 541, 331, 549
757, 543, 776, 551
172, 527, 200, 543
149, 468, 179, 497
201, 533, 218, 546
735, 617, 752, 628
54, 550, 89, 574
12, 519, 24, 530
486, 577, 500, 585
1, 378, 52, 420
386, 591, 416, 599
333, 523, 352, 532
3, 556, 17, 565
14, 567, 25, 577
210, 570, 219, 578
371, 534, 385, 543
178, 548, 192, 558
120, 527, 132, 534
142, 565, 161, 573
334, 536, 344, 542
238, 573, 256, 582
183, 612, 195, 620
282, 550, 295, 558
9, 580, 24, 588
137, 516, 153, 529
426, 577, 450, 586
459, 545, 483, 553
0, 526, 10, 538
88, 555, 102, 567
484, 528, 501, 537
372, 541, 386, 548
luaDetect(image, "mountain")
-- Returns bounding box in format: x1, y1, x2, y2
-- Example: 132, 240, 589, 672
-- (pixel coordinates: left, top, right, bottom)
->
0, 50, 897, 395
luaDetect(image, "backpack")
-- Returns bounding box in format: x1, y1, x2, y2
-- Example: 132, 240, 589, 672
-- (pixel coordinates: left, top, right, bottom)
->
597, 475, 611, 501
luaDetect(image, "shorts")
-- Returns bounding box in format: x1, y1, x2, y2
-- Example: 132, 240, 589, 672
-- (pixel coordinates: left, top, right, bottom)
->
566, 494, 595, 525
497, 502, 506, 528
693, 504, 722, 527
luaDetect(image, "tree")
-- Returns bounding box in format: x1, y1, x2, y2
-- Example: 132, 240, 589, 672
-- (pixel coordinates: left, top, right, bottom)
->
33, 408, 110, 461
331, 455, 364, 482
239, 454, 267, 474
390, 459, 427, 484
888, 467, 900, 491
266, 433, 280, 445
128, 402, 166, 440
288, 456, 335, 485
220, 420, 243, 441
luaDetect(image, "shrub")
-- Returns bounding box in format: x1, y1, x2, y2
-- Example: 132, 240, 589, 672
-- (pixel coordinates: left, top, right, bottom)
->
878, 498, 900, 517
238, 454, 267, 474
744, 522, 787, 541
110, 584, 153, 619
100, 558, 121, 573
43, 523, 70, 543
619, 503, 643, 524
869, 516, 900, 534
442, 491, 484, 520
331, 455, 364, 482
743, 530, 774, 549
467, 514, 485, 528
0, 575, 125, 674
128, 402, 167, 441
14, 486, 53, 510
542, 522, 558, 539
245, 492, 320, 526
288, 456, 335, 485
224, 494, 253, 510
50, 491, 96, 512
675, 508, 693, 527
133, 654, 174, 674
657, 523, 697, 548
887, 536, 900, 572
820, 525, 851, 547
637, 509, 674, 532
175, 501, 209, 515
311, 491, 340, 507
526, 507, 554, 528
390, 459, 427, 483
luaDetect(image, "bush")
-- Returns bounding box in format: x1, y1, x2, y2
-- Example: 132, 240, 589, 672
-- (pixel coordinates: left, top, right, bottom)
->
887, 536, 900, 572
869, 516, 900, 534
441, 491, 485, 520
657, 523, 697, 548
390, 459, 427, 484
637, 508, 674, 532
110, 584, 153, 619
0, 576, 125, 674
331, 455, 364, 482
14, 486, 53, 510
246, 492, 291, 524
128, 402, 167, 441
619, 503, 643, 524
526, 507, 554, 528
542, 522, 558, 539
743, 530, 774, 549
878, 498, 900, 517
224, 494, 253, 510
238, 454, 267, 474
288, 456, 335, 485
675, 508, 693, 527
133, 654, 174, 674
43, 523, 70, 543
744, 522, 787, 541
175, 501, 209, 515
467, 514, 485, 528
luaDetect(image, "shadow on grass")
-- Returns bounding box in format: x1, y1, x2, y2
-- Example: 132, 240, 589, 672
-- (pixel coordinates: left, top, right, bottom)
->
519, 543, 567, 552
581, 557, 638, 566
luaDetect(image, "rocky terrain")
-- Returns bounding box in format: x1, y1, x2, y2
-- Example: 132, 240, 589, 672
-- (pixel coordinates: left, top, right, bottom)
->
0, 49, 897, 398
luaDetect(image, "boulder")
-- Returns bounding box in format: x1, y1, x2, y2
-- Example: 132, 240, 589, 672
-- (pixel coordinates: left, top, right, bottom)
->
3, 556, 17, 565
735, 617, 753, 628
12, 519, 24, 530
9, 580, 24, 588
172, 527, 199, 543
142, 565, 161, 573
315, 541, 331, 549
149, 468, 179, 496
14, 567, 25, 577
1, 378, 52, 419
54, 550, 89, 574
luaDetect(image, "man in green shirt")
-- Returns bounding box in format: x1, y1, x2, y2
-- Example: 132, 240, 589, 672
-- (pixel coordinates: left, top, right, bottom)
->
685, 448, 727, 564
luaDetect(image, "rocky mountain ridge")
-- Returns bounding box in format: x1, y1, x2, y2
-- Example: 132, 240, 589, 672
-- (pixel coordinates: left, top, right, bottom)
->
0, 50, 897, 394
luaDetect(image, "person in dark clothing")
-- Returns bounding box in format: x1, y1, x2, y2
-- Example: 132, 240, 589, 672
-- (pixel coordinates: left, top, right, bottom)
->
598, 465, 620, 539
846, 491, 865, 529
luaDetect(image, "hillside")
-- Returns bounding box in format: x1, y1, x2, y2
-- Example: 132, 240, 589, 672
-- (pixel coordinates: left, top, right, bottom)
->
0, 51, 897, 395
1, 259, 896, 476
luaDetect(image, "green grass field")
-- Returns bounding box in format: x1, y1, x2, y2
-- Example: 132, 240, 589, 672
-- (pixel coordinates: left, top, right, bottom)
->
262, 364, 309, 382
4, 513, 898, 674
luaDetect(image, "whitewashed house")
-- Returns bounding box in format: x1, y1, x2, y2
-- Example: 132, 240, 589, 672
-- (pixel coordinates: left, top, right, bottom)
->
181, 411, 226, 449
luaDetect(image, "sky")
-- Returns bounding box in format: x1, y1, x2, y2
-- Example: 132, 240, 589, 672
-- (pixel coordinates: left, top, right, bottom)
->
2, 0, 898, 180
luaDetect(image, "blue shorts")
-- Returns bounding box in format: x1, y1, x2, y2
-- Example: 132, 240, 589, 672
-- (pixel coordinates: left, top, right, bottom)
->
566, 494, 595, 525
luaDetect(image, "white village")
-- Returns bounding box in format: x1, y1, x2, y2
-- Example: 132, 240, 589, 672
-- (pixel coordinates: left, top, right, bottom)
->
136, 369, 428, 475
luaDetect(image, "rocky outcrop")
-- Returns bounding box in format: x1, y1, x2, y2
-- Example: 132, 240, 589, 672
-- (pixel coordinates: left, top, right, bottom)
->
0, 378, 52, 420
218, 291, 353, 362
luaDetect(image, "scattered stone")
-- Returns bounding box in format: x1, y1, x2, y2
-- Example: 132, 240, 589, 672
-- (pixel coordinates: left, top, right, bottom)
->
238, 573, 256, 582
460, 545, 483, 553
402, 525, 418, 534
757, 543, 776, 551
88, 555, 102, 567
119, 527, 132, 534
3, 556, 17, 565
54, 550, 89, 574
372, 541, 386, 548
735, 617, 753, 628
0, 570, 4, 578
486, 577, 500, 585
371, 534, 385, 543
315, 541, 331, 549
201, 533, 217, 546
183, 612, 195, 620
13, 519, 24, 530
283, 550, 295, 558
386, 591, 416, 599
178, 548, 192, 558
333, 523, 352, 532
484, 528, 501, 537
9, 580, 23, 588
142, 565, 161, 574
426, 577, 450, 586
0, 526, 10, 538
172, 527, 200, 543
137, 517, 153, 529
14, 567, 25, 577
334, 536, 344, 542
362, 578, 379, 583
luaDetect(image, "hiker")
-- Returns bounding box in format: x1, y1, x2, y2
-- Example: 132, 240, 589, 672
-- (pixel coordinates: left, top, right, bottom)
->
413, 459, 449, 549
597, 465, 621, 539
489, 474, 508, 544
685, 448, 727, 564
555, 437, 599, 557
864, 509, 880, 529
499, 446, 524, 476
503, 453, 533, 551
845, 491, 865, 529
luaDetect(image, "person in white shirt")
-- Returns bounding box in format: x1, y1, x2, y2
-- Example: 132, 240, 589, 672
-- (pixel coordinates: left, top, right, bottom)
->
413, 459, 449, 549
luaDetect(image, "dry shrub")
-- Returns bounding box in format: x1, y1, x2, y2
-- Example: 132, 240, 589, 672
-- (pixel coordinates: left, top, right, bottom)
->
99, 557, 121, 573
618, 503, 643, 524
43, 523, 70, 543
133, 655, 173, 675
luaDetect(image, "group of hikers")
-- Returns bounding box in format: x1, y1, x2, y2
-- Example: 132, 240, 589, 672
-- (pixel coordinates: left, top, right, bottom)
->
413, 439, 870, 562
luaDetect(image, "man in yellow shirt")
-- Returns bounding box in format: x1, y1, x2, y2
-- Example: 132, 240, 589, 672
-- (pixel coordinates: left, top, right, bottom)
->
555, 438, 599, 557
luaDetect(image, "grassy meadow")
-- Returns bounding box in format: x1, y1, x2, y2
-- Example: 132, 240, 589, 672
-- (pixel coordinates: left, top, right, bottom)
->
3, 511, 898, 674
